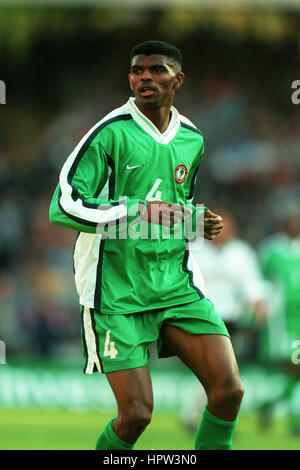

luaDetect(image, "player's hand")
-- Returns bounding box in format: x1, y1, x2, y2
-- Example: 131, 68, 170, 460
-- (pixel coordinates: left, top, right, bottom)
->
139, 200, 192, 227
204, 210, 223, 240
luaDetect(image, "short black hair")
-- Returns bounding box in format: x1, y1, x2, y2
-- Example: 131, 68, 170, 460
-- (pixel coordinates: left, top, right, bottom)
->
130, 40, 182, 68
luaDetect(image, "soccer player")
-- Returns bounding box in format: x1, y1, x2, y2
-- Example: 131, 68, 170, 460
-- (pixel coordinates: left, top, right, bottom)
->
49, 40, 244, 450
257, 208, 300, 434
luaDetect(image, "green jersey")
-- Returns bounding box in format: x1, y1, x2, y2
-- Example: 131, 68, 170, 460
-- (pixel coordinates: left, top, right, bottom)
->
259, 233, 300, 331
49, 97, 206, 314
258, 233, 300, 360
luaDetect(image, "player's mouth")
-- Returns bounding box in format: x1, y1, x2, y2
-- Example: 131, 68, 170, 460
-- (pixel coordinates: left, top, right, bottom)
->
139, 84, 157, 97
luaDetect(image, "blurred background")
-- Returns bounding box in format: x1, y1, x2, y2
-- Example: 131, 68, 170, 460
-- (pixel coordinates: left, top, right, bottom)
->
0, 0, 299, 450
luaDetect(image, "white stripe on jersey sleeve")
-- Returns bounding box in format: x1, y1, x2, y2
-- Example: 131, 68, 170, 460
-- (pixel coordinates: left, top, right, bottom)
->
59, 103, 130, 226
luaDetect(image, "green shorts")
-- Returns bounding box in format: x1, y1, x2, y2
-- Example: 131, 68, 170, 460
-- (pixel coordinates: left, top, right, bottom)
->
80, 298, 229, 374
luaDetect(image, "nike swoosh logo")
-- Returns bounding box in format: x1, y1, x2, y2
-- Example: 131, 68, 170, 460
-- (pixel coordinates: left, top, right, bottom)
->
126, 164, 143, 170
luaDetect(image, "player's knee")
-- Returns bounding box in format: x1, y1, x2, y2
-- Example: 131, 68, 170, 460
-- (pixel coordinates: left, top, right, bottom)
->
124, 402, 153, 432
210, 377, 244, 412
227, 379, 244, 408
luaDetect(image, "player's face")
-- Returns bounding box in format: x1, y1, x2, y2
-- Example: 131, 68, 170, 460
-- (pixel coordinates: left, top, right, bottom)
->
128, 54, 184, 110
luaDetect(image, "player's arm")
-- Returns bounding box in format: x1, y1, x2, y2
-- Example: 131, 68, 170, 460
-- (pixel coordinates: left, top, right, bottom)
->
180, 139, 222, 240
49, 139, 141, 233
183, 138, 223, 240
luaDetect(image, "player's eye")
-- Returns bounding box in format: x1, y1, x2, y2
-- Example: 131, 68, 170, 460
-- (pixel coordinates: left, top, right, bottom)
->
131, 68, 142, 75
152, 66, 165, 74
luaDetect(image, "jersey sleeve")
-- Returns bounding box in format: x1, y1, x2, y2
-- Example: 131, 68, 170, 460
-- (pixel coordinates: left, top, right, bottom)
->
49, 134, 141, 233
185, 138, 206, 236
186, 139, 205, 205
185, 140, 209, 238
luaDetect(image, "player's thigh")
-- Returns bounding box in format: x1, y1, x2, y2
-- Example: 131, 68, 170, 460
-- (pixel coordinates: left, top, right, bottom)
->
106, 366, 154, 416
159, 299, 239, 392
161, 324, 240, 394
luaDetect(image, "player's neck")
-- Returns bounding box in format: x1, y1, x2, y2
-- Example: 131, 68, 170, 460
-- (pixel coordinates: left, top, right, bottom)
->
134, 100, 172, 134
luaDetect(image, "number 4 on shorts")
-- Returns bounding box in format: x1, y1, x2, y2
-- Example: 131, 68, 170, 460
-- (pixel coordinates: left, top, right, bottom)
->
104, 330, 119, 359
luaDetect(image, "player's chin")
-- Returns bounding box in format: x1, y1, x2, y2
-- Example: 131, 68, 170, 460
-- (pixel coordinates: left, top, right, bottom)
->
137, 94, 160, 109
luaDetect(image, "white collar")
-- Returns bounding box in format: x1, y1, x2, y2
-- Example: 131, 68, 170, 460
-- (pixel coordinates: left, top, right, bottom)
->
127, 97, 181, 145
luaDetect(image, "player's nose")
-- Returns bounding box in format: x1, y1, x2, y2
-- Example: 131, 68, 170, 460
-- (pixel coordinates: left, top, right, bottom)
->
140, 68, 153, 81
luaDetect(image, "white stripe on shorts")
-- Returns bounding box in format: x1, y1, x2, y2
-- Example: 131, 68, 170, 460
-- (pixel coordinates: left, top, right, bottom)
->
82, 306, 102, 374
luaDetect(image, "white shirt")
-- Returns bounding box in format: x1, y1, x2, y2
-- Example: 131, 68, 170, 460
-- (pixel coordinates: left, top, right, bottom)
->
190, 238, 265, 322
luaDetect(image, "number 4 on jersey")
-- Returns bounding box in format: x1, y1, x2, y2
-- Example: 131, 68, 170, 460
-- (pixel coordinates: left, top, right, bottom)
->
104, 330, 118, 359
146, 178, 163, 201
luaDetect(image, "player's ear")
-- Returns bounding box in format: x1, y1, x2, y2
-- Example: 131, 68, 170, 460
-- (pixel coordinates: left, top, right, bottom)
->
174, 72, 185, 90
128, 73, 133, 91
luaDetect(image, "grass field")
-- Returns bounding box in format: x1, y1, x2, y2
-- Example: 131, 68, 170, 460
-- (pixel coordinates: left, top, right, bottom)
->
0, 408, 299, 450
